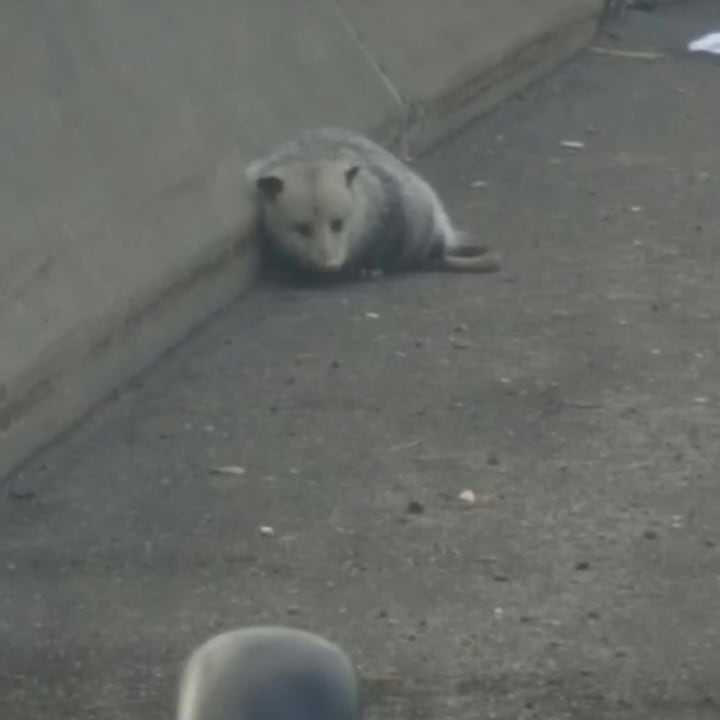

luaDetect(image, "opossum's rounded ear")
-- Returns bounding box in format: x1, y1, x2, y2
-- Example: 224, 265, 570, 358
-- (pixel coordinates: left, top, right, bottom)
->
256, 175, 284, 200
345, 165, 360, 186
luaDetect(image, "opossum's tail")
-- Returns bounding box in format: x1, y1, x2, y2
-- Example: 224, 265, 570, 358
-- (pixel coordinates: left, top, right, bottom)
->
439, 251, 502, 273
432, 230, 502, 273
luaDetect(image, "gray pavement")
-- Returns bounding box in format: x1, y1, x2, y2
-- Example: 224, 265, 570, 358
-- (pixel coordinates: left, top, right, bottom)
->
4, 2, 720, 718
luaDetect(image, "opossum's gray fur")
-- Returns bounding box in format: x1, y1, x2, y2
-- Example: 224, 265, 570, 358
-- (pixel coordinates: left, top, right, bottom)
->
177, 626, 359, 720
245, 127, 498, 276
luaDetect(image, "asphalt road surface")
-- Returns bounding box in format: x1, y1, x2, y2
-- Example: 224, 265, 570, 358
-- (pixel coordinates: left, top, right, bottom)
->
3, 2, 720, 719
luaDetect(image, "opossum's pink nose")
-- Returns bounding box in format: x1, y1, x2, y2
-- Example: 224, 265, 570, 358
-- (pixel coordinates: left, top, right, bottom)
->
318, 240, 346, 271
318, 252, 345, 271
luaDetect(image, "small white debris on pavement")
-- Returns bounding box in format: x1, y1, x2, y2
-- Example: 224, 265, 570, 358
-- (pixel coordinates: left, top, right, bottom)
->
459, 489, 477, 505
560, 140, 585, 150
211, 465, 246, 476
688, 32, 720, 55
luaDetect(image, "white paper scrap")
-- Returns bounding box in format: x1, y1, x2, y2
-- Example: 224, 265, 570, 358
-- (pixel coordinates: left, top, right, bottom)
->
689, 32, 720, 55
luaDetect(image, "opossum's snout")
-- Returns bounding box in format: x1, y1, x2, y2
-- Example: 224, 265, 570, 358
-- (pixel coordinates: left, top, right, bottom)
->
282, 214, 349, 271
311, 223, 350, 272
318, 256, 344, 271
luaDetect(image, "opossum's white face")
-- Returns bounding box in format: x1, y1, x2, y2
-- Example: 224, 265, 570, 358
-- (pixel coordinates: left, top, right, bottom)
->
256, 160, 360, 272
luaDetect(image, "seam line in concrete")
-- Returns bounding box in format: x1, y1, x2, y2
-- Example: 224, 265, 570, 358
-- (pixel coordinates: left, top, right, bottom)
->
329, 1, 408, 117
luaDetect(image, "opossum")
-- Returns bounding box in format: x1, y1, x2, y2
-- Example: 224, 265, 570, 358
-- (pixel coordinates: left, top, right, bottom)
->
245, 127, 500, 278
177, 626, 359, 720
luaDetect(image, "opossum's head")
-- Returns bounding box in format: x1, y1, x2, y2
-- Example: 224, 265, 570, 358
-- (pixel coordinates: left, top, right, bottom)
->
255, 160, 360, 272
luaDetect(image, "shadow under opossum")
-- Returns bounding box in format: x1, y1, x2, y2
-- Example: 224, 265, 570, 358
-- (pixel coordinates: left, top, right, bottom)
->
258, 240, 501, 290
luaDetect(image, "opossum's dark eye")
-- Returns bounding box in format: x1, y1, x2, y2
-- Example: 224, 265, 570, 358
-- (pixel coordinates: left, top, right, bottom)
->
330, 219, 344, 233
293, 222, 312, 238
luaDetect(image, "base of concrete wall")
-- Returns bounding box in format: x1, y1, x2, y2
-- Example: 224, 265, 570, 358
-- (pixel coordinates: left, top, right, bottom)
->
403, 14, 600, 157
4, 235, 259, 488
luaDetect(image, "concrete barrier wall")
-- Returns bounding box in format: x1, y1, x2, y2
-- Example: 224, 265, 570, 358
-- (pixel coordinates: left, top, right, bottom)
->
1, 0, 604, 481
